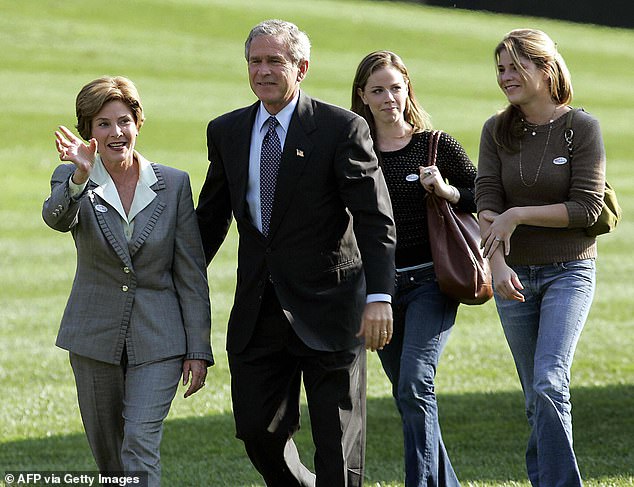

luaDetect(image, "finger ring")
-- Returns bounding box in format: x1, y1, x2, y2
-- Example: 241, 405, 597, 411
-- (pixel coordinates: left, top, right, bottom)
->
424, 169, 432, 176
380, 331, 388, 336
495, 237, 502, 242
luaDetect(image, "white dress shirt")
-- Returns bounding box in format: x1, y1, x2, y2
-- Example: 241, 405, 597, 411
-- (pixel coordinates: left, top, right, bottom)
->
246, 95, 298, 233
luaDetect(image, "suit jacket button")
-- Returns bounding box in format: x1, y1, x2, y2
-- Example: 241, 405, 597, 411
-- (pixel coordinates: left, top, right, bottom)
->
121, 285, 129, 292
123, 267, 131, 274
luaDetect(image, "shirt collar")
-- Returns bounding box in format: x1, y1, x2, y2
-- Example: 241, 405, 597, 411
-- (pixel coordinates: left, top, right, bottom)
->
136, 152, 158, 187
256, 91, 300, 135
129, 152, 158, 221
89, 152, 157, 222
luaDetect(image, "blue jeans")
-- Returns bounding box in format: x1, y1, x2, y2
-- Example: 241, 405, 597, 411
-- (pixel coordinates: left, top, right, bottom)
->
495, 259, 595, 487
378, 265, 460, 487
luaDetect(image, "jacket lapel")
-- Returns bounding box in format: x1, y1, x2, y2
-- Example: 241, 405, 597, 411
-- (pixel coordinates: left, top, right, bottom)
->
128, 163, 166, 257
89, 163, 166, 264
229, 103, 259, 221
87, 183, 134, 268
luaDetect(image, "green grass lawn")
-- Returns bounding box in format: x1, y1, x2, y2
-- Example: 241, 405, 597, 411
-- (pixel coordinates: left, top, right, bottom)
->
1, 0, 633, 485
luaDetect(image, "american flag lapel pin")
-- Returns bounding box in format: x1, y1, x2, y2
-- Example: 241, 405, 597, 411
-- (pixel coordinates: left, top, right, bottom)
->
296, 149, 304, 157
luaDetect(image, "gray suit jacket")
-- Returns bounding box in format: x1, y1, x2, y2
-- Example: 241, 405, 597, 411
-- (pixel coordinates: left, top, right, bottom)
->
43, 160, 213, 366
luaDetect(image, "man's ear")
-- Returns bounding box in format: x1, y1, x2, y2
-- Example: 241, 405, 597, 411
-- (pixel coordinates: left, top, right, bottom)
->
297, 60, 309, 82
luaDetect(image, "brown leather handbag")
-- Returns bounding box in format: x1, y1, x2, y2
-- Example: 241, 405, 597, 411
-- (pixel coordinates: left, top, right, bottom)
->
425, 130, 493, 305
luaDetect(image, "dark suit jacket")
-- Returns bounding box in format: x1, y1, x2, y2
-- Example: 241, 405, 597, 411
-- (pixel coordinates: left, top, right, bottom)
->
197, 92, 396, 354
43, 159, 213, 366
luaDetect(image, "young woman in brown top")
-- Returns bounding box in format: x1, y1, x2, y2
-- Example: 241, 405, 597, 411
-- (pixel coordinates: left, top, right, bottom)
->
475, 29, 605, 486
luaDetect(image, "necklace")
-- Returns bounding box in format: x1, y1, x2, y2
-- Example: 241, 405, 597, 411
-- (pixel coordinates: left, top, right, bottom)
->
518, 107, 557, 187
522, 106, 558, 136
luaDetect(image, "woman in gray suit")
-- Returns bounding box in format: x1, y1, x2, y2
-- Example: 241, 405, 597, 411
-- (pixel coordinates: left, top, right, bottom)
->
42, 76, 213, 486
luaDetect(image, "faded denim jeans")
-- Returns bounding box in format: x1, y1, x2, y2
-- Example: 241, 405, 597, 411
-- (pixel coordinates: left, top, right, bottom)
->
495, 259, 595, 487
378, 265, 460, 487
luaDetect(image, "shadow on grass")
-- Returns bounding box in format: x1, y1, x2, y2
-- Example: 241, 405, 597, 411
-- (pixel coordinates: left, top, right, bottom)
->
2, 385, 632, 486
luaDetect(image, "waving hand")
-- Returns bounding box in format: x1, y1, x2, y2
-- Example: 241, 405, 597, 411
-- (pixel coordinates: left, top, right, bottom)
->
55, 125, 97, 184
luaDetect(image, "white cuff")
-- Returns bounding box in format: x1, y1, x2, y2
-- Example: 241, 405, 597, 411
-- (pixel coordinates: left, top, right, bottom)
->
68, 174, 88, 200
366, 293, 392, 304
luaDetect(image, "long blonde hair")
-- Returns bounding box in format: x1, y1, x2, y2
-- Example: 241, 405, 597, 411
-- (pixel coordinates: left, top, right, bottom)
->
493, 29, 573, 152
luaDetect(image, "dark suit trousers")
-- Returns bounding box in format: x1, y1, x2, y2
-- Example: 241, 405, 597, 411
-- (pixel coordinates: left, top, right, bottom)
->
229, 282, 366, 487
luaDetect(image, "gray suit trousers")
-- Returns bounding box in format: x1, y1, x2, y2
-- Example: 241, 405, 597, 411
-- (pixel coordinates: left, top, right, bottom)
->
70, 353, 182, 486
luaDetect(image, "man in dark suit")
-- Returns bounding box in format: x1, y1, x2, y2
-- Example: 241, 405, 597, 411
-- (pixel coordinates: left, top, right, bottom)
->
196, 19, 396, 486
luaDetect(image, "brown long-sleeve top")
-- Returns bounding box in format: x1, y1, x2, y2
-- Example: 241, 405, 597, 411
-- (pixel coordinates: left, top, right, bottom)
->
475, 109, 605, 266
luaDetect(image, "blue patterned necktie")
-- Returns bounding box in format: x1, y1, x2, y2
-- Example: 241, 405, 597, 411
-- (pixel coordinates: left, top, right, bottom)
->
259, 116, 281, 236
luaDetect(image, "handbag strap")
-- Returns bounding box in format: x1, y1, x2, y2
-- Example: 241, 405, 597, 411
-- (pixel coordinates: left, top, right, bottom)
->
564, 107, 584, 161
426, 130, 442, 167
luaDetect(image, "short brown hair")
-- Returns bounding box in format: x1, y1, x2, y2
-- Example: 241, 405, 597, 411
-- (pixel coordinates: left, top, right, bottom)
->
75, 76, 145, 140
